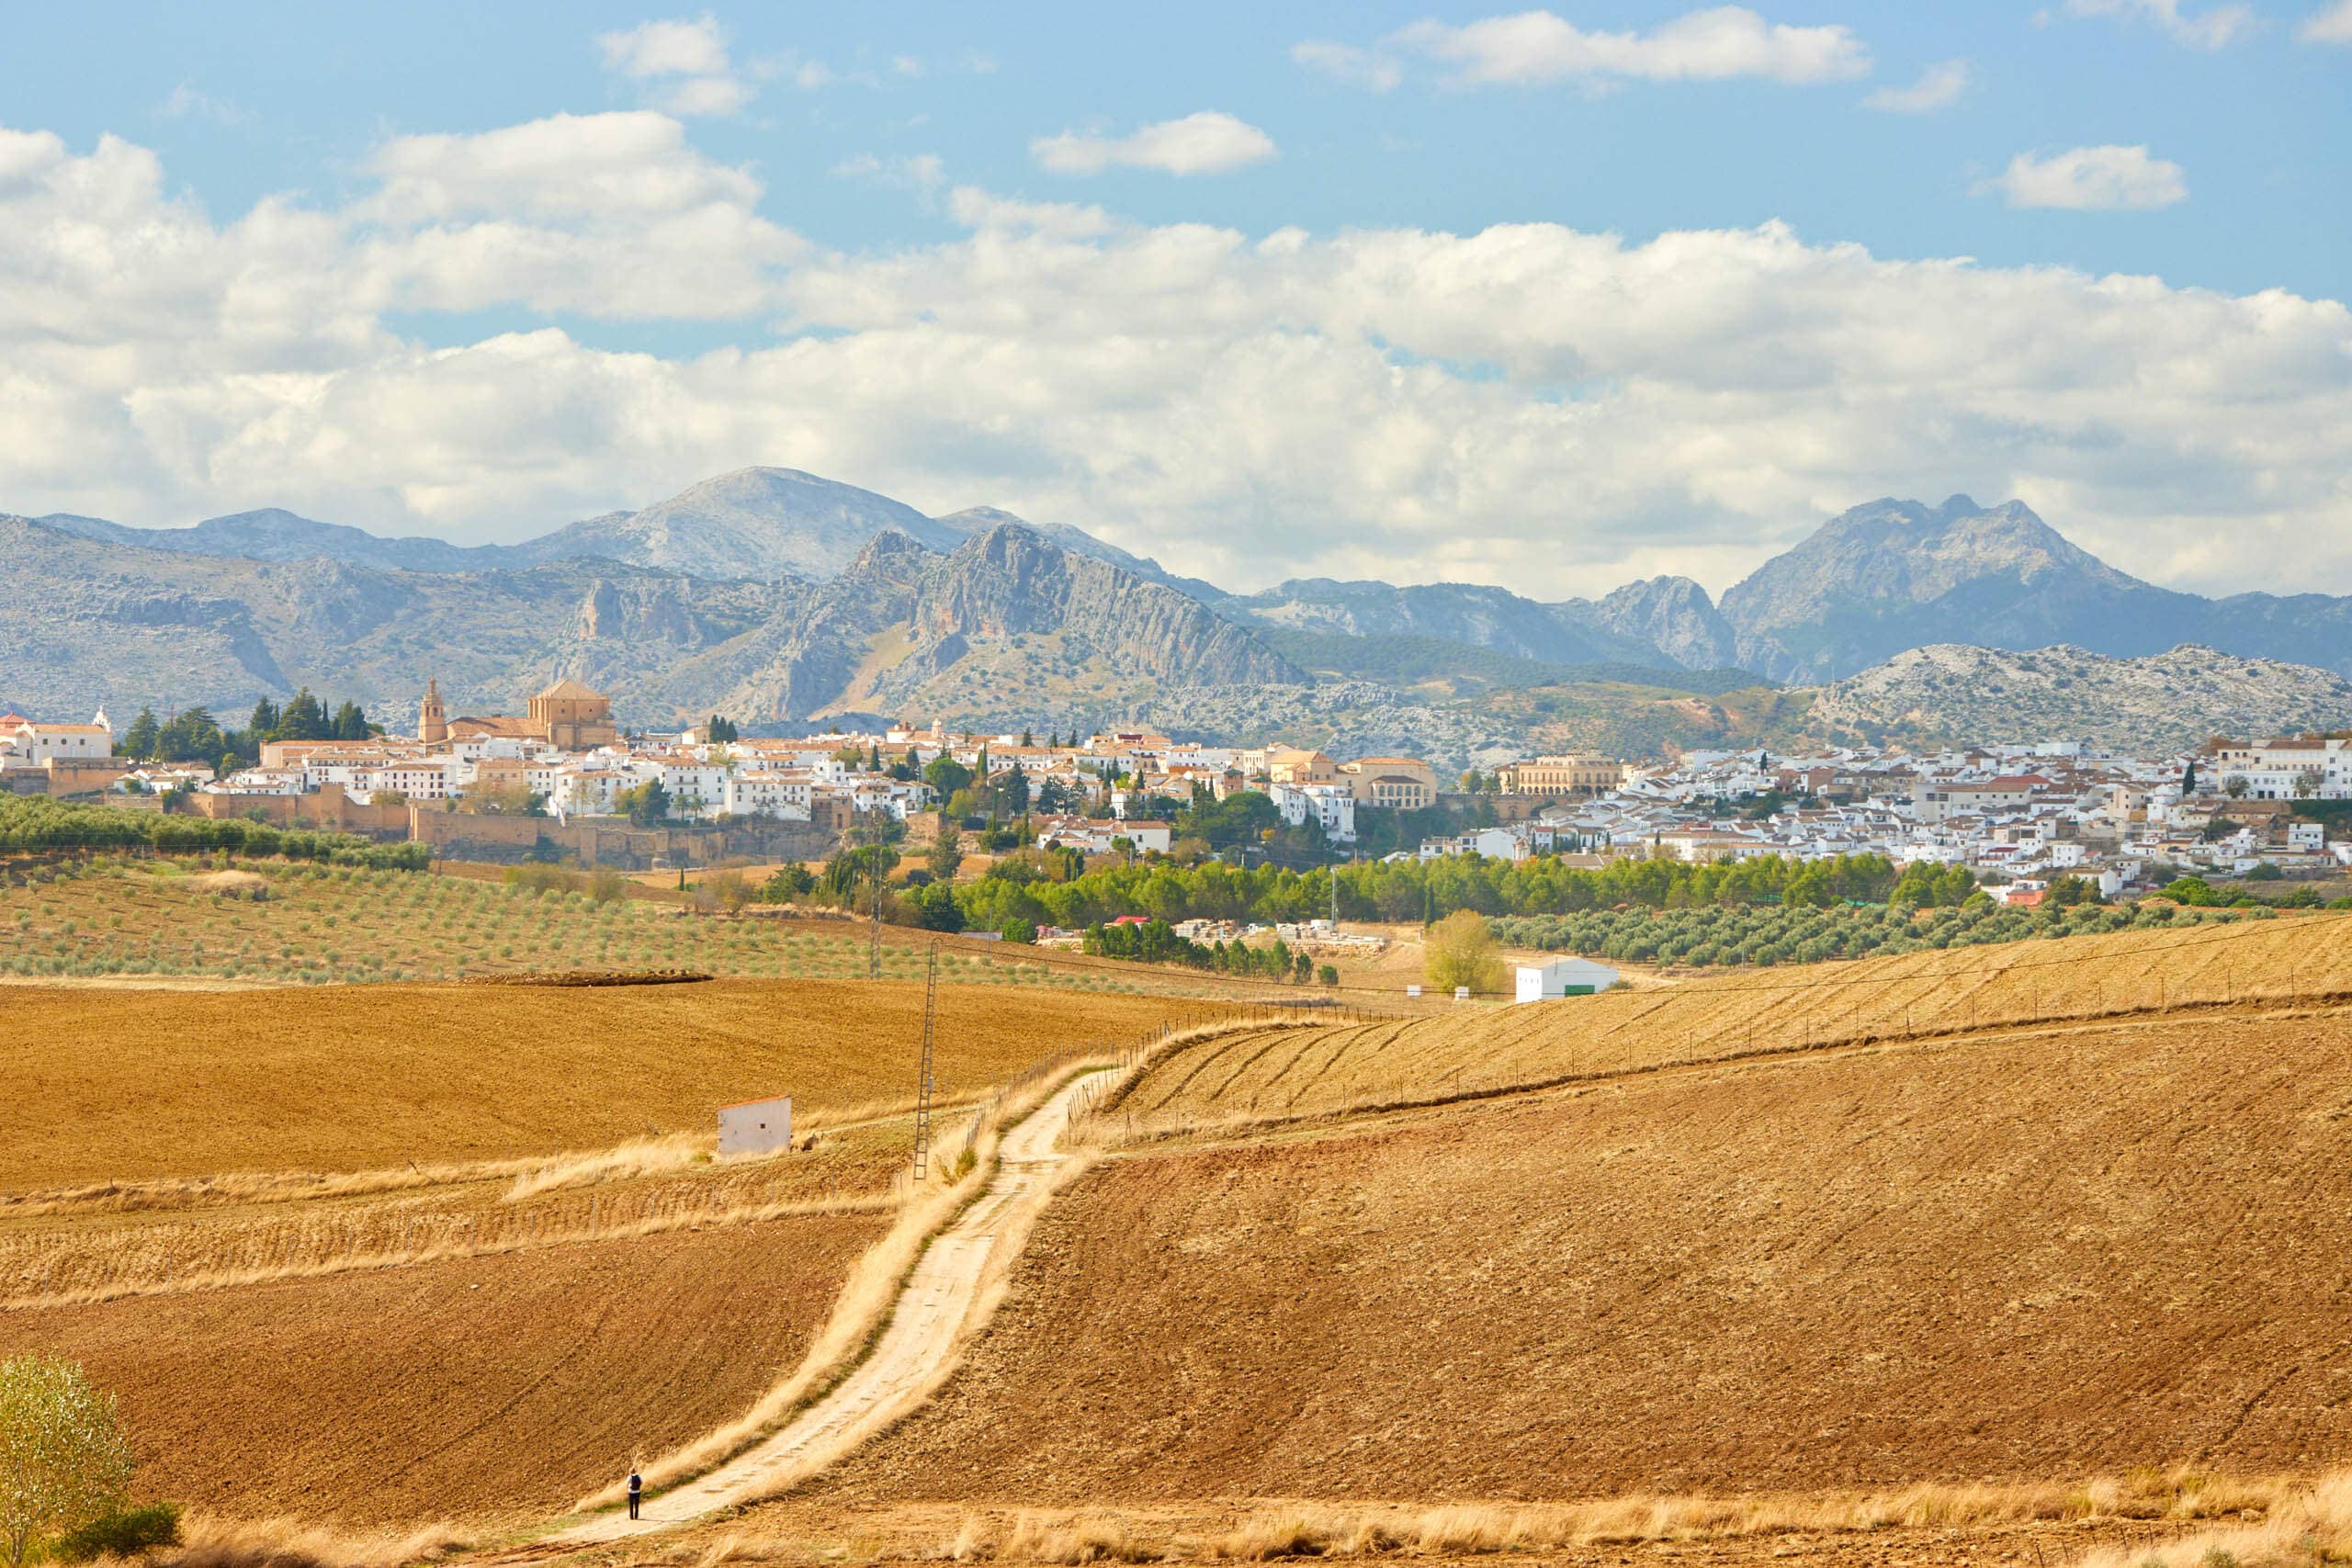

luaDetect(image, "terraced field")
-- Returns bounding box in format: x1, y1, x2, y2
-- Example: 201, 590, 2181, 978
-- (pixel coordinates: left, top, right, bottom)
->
1103, 909, 2352, 1132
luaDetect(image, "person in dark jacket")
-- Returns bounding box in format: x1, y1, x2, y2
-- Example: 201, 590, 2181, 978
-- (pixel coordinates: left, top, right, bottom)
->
628, 1468, 643, 1520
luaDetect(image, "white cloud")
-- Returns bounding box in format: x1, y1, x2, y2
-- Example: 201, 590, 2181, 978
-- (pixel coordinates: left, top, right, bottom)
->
1862, 59, 1974, 112
1389, 6, 1872, 86
594, 15, 752, 116
2301, 0, 2352, 40
2, 119, 2348, 601
1983, 144, 2188, 210
2062, 0, 2257, 48
833, 153, 947, 209
157, 82, 254, 127
1291, 39, 1406, 91
1031, 112, 1279, 176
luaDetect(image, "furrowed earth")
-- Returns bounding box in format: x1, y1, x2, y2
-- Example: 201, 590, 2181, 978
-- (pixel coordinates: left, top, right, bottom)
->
6, 895, 2350, 1567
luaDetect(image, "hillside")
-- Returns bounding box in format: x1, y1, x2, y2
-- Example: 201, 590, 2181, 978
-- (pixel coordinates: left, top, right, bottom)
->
4, 1213, 885, 1525
790, 916, 2352, 1511
1814, 641, 2352, 748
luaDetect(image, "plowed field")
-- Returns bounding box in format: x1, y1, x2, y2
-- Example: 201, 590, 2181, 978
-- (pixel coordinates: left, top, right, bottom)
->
807, 1005, 2352, 1506
1112, 912, 2352, 1129
0, 1211, 885, 1525
1, 978, 1200, 1190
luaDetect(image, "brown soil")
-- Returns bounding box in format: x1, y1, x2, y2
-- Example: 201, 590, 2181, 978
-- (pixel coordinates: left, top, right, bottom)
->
802, 1007, 2352, 1507
0, 1212, 885, 1526
0, 979, 1197, 1190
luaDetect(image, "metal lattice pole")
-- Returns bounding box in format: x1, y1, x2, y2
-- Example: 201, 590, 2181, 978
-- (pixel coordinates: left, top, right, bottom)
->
911, 940, 939, 1180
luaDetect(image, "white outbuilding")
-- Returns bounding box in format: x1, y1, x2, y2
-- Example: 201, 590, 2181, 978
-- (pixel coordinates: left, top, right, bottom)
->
1515, 956, 1620, 1003
718, 1094, 794, 1156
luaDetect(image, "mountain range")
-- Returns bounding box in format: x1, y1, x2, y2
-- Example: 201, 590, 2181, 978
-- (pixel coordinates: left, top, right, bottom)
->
9, 468, 2352, 762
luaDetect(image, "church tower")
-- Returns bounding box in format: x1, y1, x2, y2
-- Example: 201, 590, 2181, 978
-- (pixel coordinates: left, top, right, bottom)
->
419, 676, 447, 745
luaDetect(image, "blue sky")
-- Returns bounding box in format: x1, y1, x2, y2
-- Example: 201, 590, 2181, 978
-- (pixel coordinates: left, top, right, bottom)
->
2, 2, 2348, 595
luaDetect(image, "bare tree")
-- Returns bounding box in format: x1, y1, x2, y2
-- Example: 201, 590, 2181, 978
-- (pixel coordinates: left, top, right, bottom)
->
0, 1355, 134, 1568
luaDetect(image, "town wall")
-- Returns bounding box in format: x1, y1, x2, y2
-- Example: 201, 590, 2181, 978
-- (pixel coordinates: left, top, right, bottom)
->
179, 783, 412, 836
408, 807, 836, 869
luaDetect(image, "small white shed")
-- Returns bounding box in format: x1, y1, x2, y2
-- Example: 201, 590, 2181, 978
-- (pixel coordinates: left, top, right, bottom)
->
718, 1094, 793, 1156
1515, 956, 1620, 1003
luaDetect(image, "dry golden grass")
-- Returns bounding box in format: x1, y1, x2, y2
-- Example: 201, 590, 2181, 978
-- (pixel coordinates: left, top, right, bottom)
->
157, 1515, 470, 1568
2073, 1470, 2352, 1568
932, 1468, 2293, 1562
1110, 913, 2352, 1132
0, 977, 1209, 1189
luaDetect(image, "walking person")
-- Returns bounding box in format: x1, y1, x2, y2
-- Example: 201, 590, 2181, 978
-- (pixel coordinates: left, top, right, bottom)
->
627, 1466, 643, 1521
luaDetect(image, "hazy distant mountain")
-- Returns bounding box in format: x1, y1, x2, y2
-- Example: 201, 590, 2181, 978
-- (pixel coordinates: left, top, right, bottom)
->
0, 513, 1297, 731
1214, 578, 1666, 667
1560, 575, 1742, 671
656, 522, 1303, 723
1814, 642, 2352, 750
35, 508, 517, 574
1715, 495, 2352, 682
21, 470, 2352, 717
506, 468, 965, 580
932, 507, 1226, 602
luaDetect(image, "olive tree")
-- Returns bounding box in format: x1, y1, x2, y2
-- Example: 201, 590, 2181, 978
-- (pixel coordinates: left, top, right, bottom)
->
0, 1355, 134, 1568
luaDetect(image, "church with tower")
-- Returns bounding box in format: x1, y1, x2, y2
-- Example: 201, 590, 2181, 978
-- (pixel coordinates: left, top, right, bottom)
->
418, 675, 616, 752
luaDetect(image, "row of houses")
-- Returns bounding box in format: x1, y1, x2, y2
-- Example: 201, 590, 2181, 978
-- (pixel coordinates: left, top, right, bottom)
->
1410, 736, 2352, 893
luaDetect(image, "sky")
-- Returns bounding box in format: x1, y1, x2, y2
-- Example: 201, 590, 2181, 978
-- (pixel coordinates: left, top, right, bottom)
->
2, 1, 2348, 599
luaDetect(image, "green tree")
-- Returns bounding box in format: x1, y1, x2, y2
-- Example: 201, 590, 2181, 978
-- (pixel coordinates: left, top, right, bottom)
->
246, 697, 280, 739
277, 688, 327, 741
1001, 761, 1032, 816
118, 708, 159, 760
705, 716, 739, 743
330, 700, 369, 740
928, 816, 965, 882
1424, 909, 1507, 995
0, 1355, 135, 1568
923, 756, 974, 800
616, 779, 672, 826
2223, 774, 2251, 799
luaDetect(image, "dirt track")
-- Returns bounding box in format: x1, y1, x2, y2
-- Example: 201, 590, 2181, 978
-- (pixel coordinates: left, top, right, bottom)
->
800, 1007, 2352, 1506
0, 1213, 885, 1525
561, 1070, 1106, 1542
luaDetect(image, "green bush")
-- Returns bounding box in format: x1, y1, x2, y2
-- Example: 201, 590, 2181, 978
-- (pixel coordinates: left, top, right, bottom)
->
52, 1504, 182, 1562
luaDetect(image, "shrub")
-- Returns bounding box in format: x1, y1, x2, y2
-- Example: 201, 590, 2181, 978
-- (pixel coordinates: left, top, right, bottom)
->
51, 1504, 181, 1562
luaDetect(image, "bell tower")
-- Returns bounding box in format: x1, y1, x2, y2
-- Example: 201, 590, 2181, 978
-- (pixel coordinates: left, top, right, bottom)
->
419, 676, 447, 745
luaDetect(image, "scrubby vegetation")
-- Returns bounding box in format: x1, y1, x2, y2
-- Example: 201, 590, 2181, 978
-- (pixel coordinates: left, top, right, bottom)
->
1496, 893, 2267, 970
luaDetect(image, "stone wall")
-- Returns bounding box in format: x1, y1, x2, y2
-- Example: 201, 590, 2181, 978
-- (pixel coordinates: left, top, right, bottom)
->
409, 807, 836, 870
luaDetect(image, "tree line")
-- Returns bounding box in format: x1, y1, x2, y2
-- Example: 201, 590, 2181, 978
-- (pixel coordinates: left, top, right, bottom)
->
113, 689, 380, 772
0, 796, 425, 870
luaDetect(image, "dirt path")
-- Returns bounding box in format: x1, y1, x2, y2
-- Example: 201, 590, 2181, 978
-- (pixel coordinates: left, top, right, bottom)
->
555, 1070, 1106, 1543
